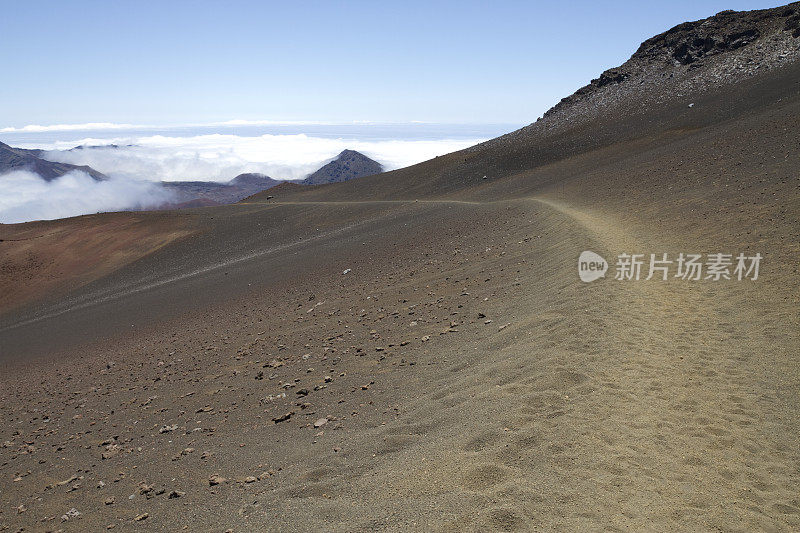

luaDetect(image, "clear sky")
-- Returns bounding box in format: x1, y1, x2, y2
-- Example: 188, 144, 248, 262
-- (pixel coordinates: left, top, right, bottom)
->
0, 0, 789, 127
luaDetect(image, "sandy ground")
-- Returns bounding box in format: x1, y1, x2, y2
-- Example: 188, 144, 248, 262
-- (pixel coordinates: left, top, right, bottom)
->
0, 213, 195, 315
1, 52, 799, 533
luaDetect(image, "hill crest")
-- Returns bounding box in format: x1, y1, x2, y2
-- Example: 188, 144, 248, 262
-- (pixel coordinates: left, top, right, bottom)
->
301, 149, 382, 185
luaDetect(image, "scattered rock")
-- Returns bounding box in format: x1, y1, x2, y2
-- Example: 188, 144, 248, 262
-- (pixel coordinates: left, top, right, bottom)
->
61, 508, 81, 522
209, 475, 227, 486
139, 483, 154, 497
102, 446, 120, 460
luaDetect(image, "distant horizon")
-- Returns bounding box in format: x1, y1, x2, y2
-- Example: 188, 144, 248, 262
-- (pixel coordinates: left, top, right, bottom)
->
0, 119, 521, 137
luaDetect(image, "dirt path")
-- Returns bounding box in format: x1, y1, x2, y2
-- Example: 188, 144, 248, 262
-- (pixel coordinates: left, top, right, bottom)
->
501, 197, 800, 530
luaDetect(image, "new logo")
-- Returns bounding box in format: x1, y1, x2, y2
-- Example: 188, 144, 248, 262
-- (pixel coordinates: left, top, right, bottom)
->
578, 250, 608, 282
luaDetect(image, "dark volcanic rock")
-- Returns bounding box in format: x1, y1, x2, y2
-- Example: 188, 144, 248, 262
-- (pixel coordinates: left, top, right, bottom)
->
635, 13, 765, 65
301, 150, 382, 185
0, 141, 108, 181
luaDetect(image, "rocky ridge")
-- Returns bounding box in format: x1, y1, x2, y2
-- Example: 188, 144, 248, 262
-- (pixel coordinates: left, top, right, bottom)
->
486, 3, 800, 148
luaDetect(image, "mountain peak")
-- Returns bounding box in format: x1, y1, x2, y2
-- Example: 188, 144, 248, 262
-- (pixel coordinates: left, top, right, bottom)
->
301, 150, 382, 186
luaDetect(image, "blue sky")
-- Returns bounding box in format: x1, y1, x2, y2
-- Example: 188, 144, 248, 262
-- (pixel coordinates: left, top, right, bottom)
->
0, 0, 788, 127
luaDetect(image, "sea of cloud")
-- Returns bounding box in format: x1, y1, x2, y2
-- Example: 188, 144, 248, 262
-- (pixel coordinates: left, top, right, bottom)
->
37, 133, 484, 182
1, 127, 491, 223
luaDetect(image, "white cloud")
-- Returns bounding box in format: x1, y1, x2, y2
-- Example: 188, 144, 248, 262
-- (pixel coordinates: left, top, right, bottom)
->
0, 170, 174, 224
0, 120, 336, 133
214, 119, 336, 126
35, 133, 484, 182
0, 122, 146, 133
0, 119, 433, 133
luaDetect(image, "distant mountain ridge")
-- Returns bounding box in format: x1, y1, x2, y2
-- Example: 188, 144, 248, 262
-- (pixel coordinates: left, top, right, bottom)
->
162, 173, 282, 206
0, 141, 107, 181
164, 150, 383, 207
301, 149, 382, 185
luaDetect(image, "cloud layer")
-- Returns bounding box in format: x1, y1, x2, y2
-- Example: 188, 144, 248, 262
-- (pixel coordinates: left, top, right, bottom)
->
1, 129, 489, 223
38, 133, 485, 182
0, 119, 433, 133
0, 170, 173, 224
0, 122, 144, 133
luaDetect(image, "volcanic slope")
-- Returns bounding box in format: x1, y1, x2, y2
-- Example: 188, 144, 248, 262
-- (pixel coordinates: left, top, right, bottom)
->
2, 4, 800, 532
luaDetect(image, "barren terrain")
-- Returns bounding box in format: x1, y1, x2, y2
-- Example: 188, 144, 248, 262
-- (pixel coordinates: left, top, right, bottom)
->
1, 6, 799, 531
